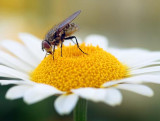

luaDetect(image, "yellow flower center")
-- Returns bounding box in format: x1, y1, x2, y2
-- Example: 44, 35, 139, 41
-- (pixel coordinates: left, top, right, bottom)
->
30, 44, 128, 92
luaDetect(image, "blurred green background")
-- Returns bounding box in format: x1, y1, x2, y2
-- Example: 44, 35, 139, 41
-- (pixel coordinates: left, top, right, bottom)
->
0, 0, 160, 121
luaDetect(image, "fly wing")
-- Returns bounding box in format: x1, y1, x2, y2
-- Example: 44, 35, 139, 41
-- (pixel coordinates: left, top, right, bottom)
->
57, 10, 81, 32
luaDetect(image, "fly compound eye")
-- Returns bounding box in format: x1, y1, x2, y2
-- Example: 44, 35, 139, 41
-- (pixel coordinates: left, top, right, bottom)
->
42, 40, 51, 49
42, 40, 52, 54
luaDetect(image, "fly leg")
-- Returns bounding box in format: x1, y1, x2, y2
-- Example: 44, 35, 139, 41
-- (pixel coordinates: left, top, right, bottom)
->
52, 45, 56, 60
65, 39, 76, 44
64, 36, 88, 55
61, 41, 63, 57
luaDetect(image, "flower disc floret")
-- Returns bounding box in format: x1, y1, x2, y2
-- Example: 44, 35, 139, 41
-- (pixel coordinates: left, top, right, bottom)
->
31, 44, 128, 92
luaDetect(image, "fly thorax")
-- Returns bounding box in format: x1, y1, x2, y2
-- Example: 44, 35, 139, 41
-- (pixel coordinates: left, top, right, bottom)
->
51, 37, 61, 46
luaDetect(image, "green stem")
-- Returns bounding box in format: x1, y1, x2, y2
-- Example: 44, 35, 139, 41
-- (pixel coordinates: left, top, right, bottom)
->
73, 98, 87, 121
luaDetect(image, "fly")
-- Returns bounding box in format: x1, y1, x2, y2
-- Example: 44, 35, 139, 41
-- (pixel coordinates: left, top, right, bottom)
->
42, 10, 87, 59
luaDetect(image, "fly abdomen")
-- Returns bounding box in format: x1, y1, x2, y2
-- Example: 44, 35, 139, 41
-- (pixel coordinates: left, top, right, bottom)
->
64, 23, 79, 37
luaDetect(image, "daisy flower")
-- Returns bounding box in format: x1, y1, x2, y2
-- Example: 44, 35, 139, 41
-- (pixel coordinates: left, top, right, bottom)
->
0, 33, 160, 119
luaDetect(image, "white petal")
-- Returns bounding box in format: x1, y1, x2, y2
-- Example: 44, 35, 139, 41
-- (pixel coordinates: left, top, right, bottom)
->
54, 94, 79, 115
24, 84, 63, 104
0, 80, 35, 85
6, 85, 32, 99
19, 33, 44, 61
0, 73, 16, 78
72, 88, 122, 106
129, 53, 160, 69
84, 35, 108, 51
131, 62, 160, 70
131, 66, 160, 75
0, 51, 33, 72
0, 40, 38, 67
103, 75, 160, 87
108, 48, 150, 59
0, 65, 29, 80
138, 75, 160, 84
108, 48, 160, 69
116, 84, 153, 97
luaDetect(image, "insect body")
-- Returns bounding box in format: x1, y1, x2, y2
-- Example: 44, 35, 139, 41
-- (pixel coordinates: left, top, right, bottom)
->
42, 10, 87, 58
